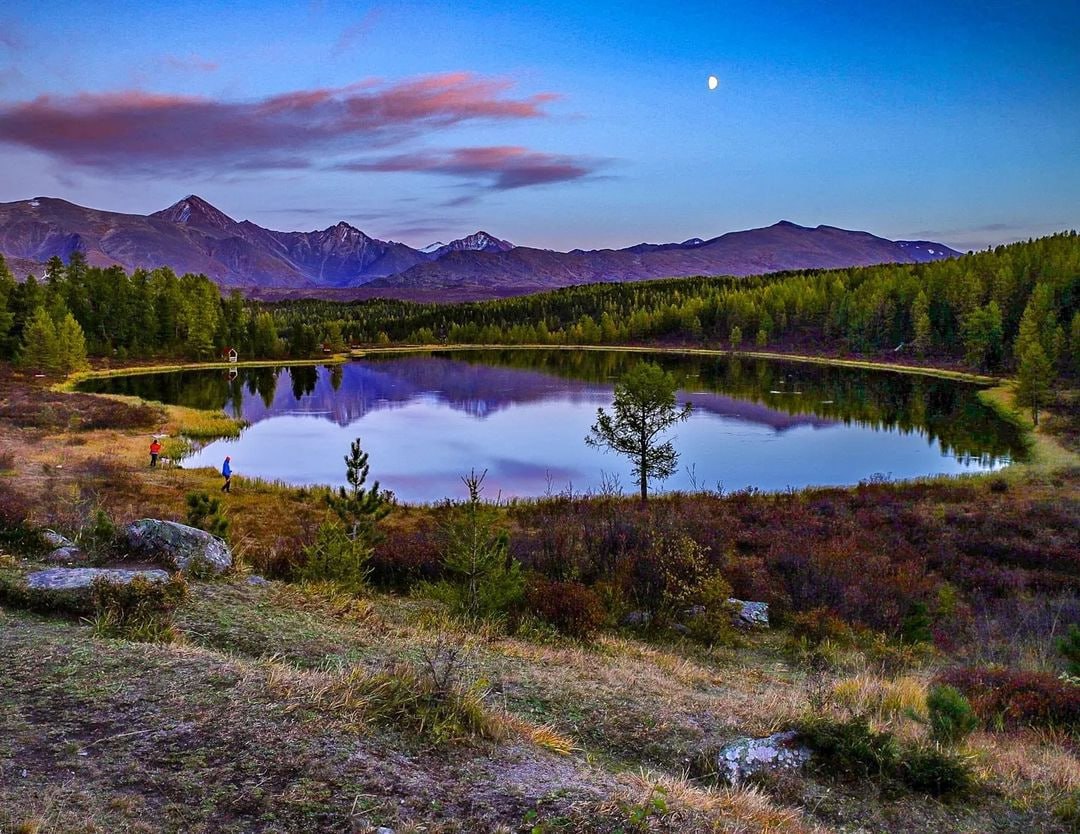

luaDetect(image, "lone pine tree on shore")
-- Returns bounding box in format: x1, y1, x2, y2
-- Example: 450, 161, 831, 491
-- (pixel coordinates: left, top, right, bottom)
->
587, 361, 692, 502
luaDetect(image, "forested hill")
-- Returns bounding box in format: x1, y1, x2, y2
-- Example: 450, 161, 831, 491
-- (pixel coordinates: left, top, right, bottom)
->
0, 232, 1077, 386
274, 232, 1080, 376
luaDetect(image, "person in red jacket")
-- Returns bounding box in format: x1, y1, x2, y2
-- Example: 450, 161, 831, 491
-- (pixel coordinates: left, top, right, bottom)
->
149, 438, 162, 468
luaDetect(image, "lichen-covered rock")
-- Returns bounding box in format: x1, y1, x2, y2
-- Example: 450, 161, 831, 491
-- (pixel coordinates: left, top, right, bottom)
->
728, 598, 769, 629
716, 730, 811, 784
124, 519, 232, 575
26, 567, 171, 591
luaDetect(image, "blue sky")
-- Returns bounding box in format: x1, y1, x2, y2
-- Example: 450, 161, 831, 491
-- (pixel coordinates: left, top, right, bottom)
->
0, 0, 1077, 250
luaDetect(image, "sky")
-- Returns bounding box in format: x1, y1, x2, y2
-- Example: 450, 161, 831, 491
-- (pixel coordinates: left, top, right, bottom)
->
0, 0, 1077, 252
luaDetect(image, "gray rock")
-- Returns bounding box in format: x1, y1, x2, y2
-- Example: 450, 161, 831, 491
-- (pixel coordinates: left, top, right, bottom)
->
26, 567, 171, 592
716, 730, 811, 784
728, 598, 769, 629
671, 623, 690, 636
42, 529, 75, 549
683, 605, 707, 618
621, 610, 651, 628
123, 519, 232, 575
246, 575, 270, 586
45, 546, 86, 564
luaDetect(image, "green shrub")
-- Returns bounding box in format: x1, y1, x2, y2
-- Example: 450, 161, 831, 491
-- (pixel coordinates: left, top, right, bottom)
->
685, 573, 741, 647
925, 684, 979, 745
437, 471, 523, 622
897, 743, 976, 796
801, 715, 977, 796
297, 518, 371, 592
799, 715, 899, 779
900, 601, 933, 644
185, 491, 230, 540
1058, 624, 1080, 678
81, 507, 118, 561
91, 575, 188, 642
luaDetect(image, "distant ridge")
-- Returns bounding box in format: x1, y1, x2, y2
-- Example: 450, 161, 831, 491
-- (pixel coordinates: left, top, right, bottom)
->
0, 195, 960, 300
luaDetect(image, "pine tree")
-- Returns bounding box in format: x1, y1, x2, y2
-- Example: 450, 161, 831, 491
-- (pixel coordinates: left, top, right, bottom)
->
19, 306, 60, 372
586, 362, 693, 502
440, 470, 523, 621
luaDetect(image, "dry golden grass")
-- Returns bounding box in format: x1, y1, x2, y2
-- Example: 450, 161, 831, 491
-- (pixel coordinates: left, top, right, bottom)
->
830, 673, 929, 724
973, 728, 1080, 802
613, 770, 823, 833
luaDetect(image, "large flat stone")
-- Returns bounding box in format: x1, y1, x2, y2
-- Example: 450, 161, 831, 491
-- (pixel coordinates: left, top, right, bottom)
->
26, 567, 171, 591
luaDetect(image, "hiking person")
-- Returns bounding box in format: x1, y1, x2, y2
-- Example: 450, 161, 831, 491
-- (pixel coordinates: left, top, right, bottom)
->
149, 438, 162, 468
221, 456, 232, 493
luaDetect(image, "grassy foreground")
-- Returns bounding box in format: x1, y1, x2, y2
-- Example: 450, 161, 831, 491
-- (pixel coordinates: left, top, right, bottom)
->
0, 355, 1077, 833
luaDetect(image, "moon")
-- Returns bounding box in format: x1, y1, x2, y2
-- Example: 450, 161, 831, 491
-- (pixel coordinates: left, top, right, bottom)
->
707, 75, 719, 90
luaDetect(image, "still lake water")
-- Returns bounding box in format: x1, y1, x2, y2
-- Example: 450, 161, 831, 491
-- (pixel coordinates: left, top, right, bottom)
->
80, 350, 1026, 503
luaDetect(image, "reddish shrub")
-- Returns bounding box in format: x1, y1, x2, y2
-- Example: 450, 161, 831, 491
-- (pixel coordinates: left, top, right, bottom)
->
938, 667, 1080, 731
525, 577, 606, 639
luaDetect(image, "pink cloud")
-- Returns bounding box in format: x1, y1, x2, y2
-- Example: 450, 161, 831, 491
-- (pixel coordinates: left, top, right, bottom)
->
340, 145, 598, 189
0, 74, 559, 173
161, 53, 220, 73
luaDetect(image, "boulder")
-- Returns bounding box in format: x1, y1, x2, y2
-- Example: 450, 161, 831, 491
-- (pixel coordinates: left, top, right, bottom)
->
42, 530, 75, 549
123, 519, 232, 575
621, 610, 651, 628
44, 546, 87, 565
715, 730, 811, 784
728, 598, 769, 629
26, 567, 171, 592
246, 575, 270, 587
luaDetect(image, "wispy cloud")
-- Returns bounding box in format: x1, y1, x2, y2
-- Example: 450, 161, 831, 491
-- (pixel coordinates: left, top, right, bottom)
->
338, 145, 600, 190
0, 20, 26, 52
333, 10, 380, 56
0, 73, 560, 174
161, 53, 220, 73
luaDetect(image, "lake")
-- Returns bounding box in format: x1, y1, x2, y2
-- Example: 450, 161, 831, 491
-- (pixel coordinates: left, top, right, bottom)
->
79, 350, 1026, 502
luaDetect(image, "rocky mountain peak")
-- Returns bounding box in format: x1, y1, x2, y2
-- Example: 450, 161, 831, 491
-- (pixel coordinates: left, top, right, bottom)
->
152, 195, 238, 231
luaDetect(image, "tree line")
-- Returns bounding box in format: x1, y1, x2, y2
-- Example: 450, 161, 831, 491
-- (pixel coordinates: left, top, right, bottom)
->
3, 233, 1078, 391
269, 232, 1080, 381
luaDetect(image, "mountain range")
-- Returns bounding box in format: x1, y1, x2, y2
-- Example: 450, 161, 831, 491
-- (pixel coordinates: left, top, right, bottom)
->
0, 195, 960, 301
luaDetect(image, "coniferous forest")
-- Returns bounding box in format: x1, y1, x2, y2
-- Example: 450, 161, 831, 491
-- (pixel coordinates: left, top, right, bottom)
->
2, 233, 1077, 382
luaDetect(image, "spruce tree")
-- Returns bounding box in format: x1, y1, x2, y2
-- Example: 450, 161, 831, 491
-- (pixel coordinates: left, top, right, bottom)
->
56, 312, 89, 372
20, 306, 60, 372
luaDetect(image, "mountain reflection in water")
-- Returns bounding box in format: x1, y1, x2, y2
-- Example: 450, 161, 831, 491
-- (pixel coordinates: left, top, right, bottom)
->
78, 350, 1025, 502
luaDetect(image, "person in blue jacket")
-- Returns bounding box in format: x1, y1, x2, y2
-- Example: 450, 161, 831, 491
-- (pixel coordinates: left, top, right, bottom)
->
221, 456, 232, 493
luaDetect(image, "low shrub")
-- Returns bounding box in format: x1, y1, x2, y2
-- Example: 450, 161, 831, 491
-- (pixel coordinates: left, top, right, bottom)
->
296, 518, 371, 592
0, 482, 39, 552
684, 573, 741, 647
800, 716, 976, 796
91, 575, 188, 642
525, 577, 606, 639
799, 715, 899, 780
789, 606, 858, 647
925, 684, 979, 745
80, 507, 118, 561
897, 743, 976, 796
1058, 623, 1080, 677
938, 666, 1080, 731
185, 490, 230, 540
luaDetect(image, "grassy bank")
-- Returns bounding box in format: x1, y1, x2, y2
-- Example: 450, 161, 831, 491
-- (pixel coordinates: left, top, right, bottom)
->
351, 343, 1002, 384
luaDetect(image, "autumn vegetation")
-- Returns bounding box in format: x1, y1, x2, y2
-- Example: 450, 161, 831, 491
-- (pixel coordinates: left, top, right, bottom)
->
0, 232, 1078, 832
